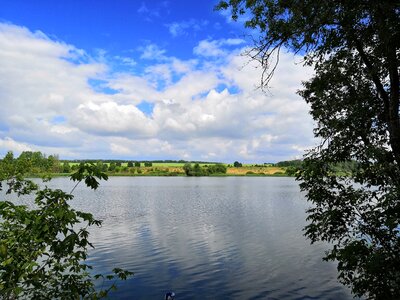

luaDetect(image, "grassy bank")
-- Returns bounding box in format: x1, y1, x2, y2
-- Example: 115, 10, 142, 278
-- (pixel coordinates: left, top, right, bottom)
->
43, 164, 291, 177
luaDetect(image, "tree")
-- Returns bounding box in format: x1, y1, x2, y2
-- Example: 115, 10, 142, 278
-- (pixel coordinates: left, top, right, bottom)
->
127, 161, 133, 168
193, 163, 202, 175
0, 154, 132, 298
183, 163, 202, 176
183, 163, 192, 176
217, 1, 400, 299
62, 161, 71, 173
233, 161, 242, 167
108, 162, 116, 172
134, 162, 141, 167
207, 163, 227, 174
144, 162, 152, 167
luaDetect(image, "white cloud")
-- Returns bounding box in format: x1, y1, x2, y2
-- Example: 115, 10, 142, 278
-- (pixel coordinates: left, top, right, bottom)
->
114, 55, 137, 67
0, 23, 315, 162
194, 40, 225, 57
166, 19, 209, 37
193, 38, 245, 57
73, 101, 158, 138
139, 43, 167, 60
0, 137, 33, 154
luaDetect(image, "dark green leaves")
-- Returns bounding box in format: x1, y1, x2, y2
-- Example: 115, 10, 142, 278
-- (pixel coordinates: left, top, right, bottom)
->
0, 158, 131, 299
218, 1, 400, 298
70, 163, 108, 190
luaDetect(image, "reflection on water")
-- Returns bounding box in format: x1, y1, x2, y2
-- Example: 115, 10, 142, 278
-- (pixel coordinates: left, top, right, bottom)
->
38, 177, 353, 299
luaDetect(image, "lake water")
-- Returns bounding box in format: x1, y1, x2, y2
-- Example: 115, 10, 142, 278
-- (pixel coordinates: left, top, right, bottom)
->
21, 177, 355, 299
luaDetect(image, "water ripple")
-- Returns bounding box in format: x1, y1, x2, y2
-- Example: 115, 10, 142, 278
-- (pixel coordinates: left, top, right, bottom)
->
49, 177, 356, 299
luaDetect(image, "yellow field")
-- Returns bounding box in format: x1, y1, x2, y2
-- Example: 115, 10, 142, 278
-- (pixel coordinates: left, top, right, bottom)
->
64, 162, 287, 176
226, 166, 285, 175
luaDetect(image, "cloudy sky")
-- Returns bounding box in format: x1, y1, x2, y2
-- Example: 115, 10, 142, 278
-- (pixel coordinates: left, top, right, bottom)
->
0, 0, 315, 163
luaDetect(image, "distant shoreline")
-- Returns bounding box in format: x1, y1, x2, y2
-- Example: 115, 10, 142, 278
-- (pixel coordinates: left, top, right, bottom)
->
26, 163, 293, 178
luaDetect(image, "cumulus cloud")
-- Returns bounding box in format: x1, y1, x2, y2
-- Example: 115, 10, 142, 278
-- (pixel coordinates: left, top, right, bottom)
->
73, 101, 158, 137
193, 38, 245, 57
0, 22, 314, 162
0, 137, 33, 153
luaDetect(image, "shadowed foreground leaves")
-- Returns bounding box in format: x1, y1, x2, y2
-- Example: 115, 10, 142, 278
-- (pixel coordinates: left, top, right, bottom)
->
0, 153, 132, 299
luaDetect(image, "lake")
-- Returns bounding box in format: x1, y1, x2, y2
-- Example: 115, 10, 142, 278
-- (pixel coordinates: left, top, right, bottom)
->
28, 177, 355, 299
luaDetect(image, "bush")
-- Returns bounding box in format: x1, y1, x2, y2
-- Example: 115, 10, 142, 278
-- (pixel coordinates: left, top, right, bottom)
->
0, 160, 132, 298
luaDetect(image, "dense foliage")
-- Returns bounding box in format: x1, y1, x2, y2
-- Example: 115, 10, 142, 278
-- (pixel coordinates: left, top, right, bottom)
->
217, 1, 400, 299
233, 161, 243, 167
183, 163, 227, 176
0, 151, 132, 299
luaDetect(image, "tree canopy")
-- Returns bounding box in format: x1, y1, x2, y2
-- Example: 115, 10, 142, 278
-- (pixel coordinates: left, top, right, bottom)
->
0, 152, 132, 298
217, 1, 400, 299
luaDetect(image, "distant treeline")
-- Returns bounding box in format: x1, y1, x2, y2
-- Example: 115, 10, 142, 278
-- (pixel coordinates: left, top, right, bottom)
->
275, 159, 303, 167
0, 151, 359, 177
183, 163, 227, 176
0, 151, 62, 174
0, 151, 225, 177
274, 159, 359, 176
63, 159, 221, 165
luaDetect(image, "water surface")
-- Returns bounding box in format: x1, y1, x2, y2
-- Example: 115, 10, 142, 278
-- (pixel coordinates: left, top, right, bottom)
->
34, 177, 354, 299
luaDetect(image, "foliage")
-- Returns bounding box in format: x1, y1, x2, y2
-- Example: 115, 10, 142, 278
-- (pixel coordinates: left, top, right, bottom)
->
0, 152, 132, 299
62, 161, 71, 173
11, 151, 61, 174
284, 166, 298, 176
217, 1, 400, 299
134, 162, 140, 167
276, 160, 302, 168
108, 162, 116, 172
144, 162, 152, 167
233, 161, 242, 167
183, 163, 227, 176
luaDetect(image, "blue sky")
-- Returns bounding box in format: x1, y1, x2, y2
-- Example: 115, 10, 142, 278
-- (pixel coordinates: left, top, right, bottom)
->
1, 0, 241, 68
0, 1, 314, 162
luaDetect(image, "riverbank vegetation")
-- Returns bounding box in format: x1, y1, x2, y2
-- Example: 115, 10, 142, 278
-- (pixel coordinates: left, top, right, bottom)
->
217, 0, 400, 298
0, 152, 132, 298
0, 151, 362, 178
0, 151, 301, 177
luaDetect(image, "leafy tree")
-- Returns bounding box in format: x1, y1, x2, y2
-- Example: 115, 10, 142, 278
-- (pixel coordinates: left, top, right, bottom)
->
127, 161, 133, 168
183, 163, 193, 176
101, 164, 108, 173
183, 163, 227, 176
144, 162, 152, 167
134, 162, 141, 167
183, 163, 202, 176
183, 163, 203, 176
217, 1, 400, 299
233, 161, 242, 167
108, 162, 116, 172
0, 154, 132, 298
276, 160, 303, 168
207, 163, 227, 174
46, 154, 61, 172
285, 166, 298, 176
62, 161, 71, 173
